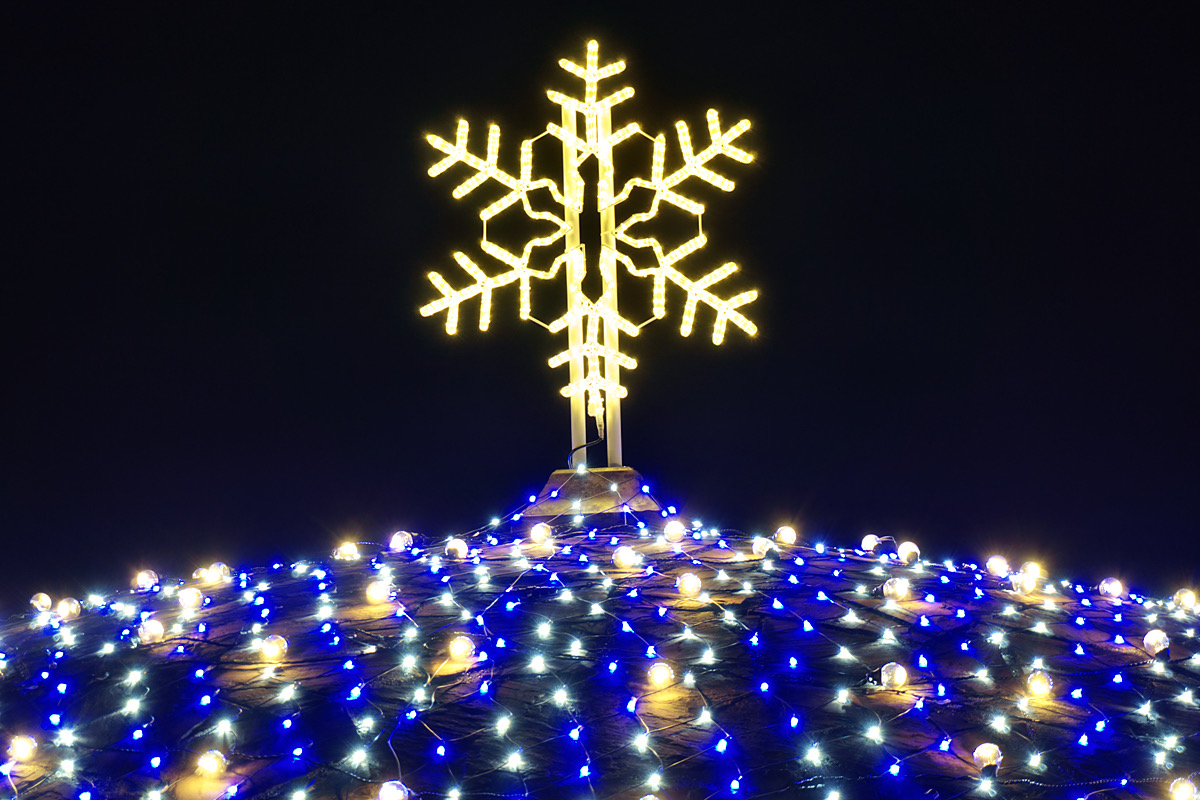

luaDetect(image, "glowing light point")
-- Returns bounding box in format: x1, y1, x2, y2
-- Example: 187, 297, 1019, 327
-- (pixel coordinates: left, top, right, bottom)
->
647, 661, 675, 688
1099, 577, 1124, 598
882, 578, 909, 602
986, 555, 1010, 577
57, 597, 82, 620
897, 541, 920, 565
261, 635, 288, 663
389, 531, 415, 551
179, 587, 204, 610
30, 592, 53, 612
663, 519, 686, 543
133, 570, 159, 592
529, 522, 553, 545
972, 743, 1003, 775
378, 781, 415, 800
366, 580, 392, 605
8, 735, 37, 762
1170, 778, 1197, 800
613, 546, 638, 569
196, 750, 228, 777
449, 635, 476, 661
775, 525, 798, 545
445, 538, 469, 559
1144, 629, 1170, 657
677, 572, 702, 597
138, 619, 165, 644
1026, 670, 1053, 698
861, 534, 880, 553
880, 662, 907, 689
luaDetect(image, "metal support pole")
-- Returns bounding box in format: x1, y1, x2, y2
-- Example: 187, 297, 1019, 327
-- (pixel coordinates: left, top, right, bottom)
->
598, 107, 623, 467
561, 106, 588, 468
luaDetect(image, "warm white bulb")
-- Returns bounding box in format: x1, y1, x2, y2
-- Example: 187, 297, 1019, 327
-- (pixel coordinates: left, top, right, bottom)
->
882, 578, 909, 601
1170, 777, 1197, 800
897, 541, 920, 565
448, 635, 475, 661
612, 545, 638, 569
133, 570, 159, 591
56, 597, 81, 620
138, 619, 165, 644
775, 525, 797, 545
647, 661, 674, 688
972, 742, 1003, 770
663, 519, 686, 543
751, 536, 775, 556
880, 662, 907, 689
445, 538, 469, 559
1010, 571, 1038, 594
389, 531, 414, 551
261, 634, 288, 662
8, 735, 37, 762
30, 592, 52, 612
335, 543, 359, 561
528, 522, 552, 545
677, 572, 702, 597
1026, 670, 1053, 698
1144, 629, 1170, 656
365, 580, 392, 605
1099, 577, 1124, 598
1173, 588, 1196, 610
986, 555, 1009, 577
196, 749, 227, 777
861, 534, 880, 552
179, 587, 204, 610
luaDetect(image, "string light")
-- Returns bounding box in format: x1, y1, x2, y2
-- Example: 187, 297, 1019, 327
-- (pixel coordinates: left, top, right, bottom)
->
389, 531, 415, 551
195, 750, 227, 777
261, 634, 288, 662
133, 570, 159, 591
1099, 577, 1124, 598
613, 545, 638, 569
1144, 629, 1170, 658
1026, 670, 1053, 698
528, 522, 553, 545
774, 525, 797, 545
897, 541, 920, 565
879, 661, 907, 689
7, 735, 37, 762
445, 538, 469, 559
647, 661, 674, 688
449, 635, 475, 661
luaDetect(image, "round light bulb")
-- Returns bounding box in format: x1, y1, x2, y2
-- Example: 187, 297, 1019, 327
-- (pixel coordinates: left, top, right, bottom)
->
751, 536, 775, 557
8, 735, 37, 762
612, 545, 638, 569
448, 635, 475, 661
1010, 571, 1038, 594
880, 661, 907, 689
1098, 577, 1124, 598
378, 781, 415, 800
528, 522, 553, 545
985, 555, 1009, 577
138, 619, 165, 643
261, 634, 288, 662
335, 543, 359, 560
365, 580, 392, 605
389, 531, 414, 551
897, 541, 920, 565
445, 538, 468, 558
861, 534, 880, 553
1143, 629, 1170, 657
663, 519, 686, 543
647, 661, 674, 688
133, 570, 159, 592
1026, 670, 1053, 698
1170, 777, 1197, 800
207, 562, 231, 583
677, 572, 702, 597
56, 597, 81, 620
1173, 588, 1196, 611
179, 587, 204, 610
972, 742, 1003, 770
30, 592, 52, 612
196, 749, 227, 777
882, 577, 909, 601
775, 525, 798, 545
1019, 561, 1042, 579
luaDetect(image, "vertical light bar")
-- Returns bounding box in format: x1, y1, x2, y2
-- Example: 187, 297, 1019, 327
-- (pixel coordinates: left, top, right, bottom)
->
560, 104, 588, 467
598, 103, 623, 467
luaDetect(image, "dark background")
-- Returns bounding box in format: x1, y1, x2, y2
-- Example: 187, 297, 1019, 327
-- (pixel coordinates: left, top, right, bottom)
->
2, 5, 1196, 614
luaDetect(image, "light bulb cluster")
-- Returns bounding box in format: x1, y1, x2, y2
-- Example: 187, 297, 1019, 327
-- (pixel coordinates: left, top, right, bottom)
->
3, 468, 1199, 800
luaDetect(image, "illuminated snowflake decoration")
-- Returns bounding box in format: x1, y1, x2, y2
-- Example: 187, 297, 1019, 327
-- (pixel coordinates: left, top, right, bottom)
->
420, 40, 757, 434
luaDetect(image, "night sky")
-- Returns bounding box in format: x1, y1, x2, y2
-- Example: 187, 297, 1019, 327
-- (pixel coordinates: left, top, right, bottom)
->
2, 6, 1196, 614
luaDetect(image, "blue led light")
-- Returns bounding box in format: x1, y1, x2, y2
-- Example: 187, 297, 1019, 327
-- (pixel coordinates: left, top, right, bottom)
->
717, 738, 728, 753
790, 716, 799, 728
